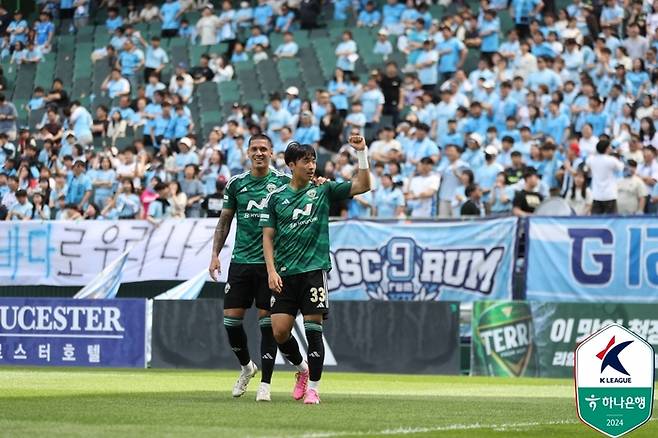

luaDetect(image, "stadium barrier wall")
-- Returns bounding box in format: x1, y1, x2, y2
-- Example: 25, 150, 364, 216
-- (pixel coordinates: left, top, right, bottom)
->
525, 216, 658, 302
470, 301, 658, 379
151, 299, 461, 374
0, 297, 146, 368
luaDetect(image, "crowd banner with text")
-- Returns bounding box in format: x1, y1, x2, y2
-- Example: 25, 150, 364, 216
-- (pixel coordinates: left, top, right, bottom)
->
471, 301, 658, 378
525, 216, 658, 302
152, 300, 460, 374
327, 218, 517, 301
0, 298, 146, 367
0, 219, 235, 286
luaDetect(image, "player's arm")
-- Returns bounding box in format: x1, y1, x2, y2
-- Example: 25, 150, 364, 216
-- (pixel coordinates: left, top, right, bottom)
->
208, 208, 235, 281
348, 135, 373, 196
262, 226, 283, 293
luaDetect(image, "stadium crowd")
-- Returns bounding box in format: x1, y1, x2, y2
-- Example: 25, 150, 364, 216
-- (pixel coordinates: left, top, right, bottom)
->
0, 0, 658, 221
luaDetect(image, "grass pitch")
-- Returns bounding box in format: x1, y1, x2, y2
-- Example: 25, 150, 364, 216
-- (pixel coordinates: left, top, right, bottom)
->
0, 368, 655, 437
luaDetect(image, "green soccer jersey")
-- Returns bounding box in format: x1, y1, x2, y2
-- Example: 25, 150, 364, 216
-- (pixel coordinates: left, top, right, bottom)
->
223, 169, 291, 264
260, 180, 352, 276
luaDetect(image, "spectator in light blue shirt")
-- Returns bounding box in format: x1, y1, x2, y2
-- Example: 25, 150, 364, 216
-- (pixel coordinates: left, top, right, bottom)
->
274, 32, 299, 58
437, 27, 466, 80
118, 40, 144, 79
147, 182, 173, 222
274, 4, 296, 33
357, 2, 381, 28
479, 10, 500, 59
360, 79, 386, 124
415, 41, 439, 88
373, 29, 393, 58
105, 7, 123, 33
246, 26, 269, 51
253, 0, 274, 31
34, 12, 55, 51
235, 2, 254, 30
488, 173, 515, 214
7, 11, 28, 45
374, 174, 405, 217
102, 69, 131, 99
382, 0, 406, 34
66, 161, 93, 208
294, 111, 321, 145
160, 0, 182, 37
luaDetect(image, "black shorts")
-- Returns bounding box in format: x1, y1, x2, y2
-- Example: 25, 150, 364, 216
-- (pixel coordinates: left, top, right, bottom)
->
271, 270, 329, 317
224, 263, 271, 311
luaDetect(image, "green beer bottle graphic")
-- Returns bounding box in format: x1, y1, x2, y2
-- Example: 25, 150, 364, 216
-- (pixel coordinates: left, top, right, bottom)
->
472, 301, 539, 377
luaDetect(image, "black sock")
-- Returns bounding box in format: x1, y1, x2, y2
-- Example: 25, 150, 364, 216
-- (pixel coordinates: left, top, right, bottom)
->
223, 316, 250, 366
259, 316, 277, 384
277, 334, 303, 366
304, 321, 324, 382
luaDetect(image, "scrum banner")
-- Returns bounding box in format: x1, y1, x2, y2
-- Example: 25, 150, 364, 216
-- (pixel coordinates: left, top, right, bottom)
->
0, 219, 234, 286
326, 218, 517, 301
525, 217, 658, 302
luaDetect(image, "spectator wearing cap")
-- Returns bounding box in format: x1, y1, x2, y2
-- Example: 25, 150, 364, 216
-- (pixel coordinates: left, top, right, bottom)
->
174, 137, 199, 179
462, 132, 485, 170
586, 140, 624, 214
283, 86, 301, 116
373, 173, 405, 218
274, 32, 299, 59
405, 156, 440, 217
160, 0, 183, 38
512, 167, 544, 216
7, 189, 31, 221
616, 160, 647, 215
438, 144, 469, 218
65, 160, 92, 210
357, 2, 381, 28
477, 145, 504, 203
374, 29, 393, 60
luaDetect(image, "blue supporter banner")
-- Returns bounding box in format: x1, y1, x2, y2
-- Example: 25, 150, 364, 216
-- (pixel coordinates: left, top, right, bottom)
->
525, 217, 658, 302
0, 298, 146, 367
326, 218, 517, 301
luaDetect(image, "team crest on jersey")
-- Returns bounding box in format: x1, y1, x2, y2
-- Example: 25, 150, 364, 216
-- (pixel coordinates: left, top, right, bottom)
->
306, 189, 317, 199
266, 183, 277, 192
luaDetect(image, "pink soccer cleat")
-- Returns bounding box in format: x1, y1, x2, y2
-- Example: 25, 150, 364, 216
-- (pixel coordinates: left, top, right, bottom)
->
303, 388, 321, 404
292, 369, 309, 400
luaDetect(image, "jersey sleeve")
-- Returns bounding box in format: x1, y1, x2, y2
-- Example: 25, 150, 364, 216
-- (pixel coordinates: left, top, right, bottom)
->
259, 193, 276, 228
223, 179, 237, 210
329, 180, 353, 201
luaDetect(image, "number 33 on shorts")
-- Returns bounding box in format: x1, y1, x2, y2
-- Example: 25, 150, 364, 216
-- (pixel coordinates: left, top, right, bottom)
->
310, 287, 327, 307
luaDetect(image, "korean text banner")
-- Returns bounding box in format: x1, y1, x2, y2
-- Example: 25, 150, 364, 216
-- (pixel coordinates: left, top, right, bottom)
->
0, 298, 146, 368
471, 301, 658, 378
326, 217, 517, 301
0, 219, 234, 286
525, 217, 658, 302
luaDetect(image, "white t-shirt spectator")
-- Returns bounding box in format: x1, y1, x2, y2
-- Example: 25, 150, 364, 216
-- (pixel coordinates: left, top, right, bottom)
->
196, 15, 221, 45
406, 172, 440, 217
637, 159, 658, 192
586, 154, 624, 201
617, 175, 647, 214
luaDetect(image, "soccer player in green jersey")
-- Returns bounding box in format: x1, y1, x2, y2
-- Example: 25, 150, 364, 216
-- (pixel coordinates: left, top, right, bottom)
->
260, 136, 372, 404
208, 134, 290, 402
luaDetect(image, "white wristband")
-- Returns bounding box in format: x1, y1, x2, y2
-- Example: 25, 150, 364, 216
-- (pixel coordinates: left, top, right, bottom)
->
357, 147, 369, 169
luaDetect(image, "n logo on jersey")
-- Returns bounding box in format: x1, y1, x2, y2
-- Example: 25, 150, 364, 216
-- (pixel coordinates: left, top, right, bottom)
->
246, 197, 268, 211
292, 203, 313, 220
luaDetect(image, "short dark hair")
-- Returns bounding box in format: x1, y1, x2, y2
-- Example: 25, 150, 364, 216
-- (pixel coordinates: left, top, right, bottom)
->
154, 182, 168, 192
284, 142, 316, 165
596, 139, 610, 154
465, 183, 479, 198
248, 133, 273, 148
